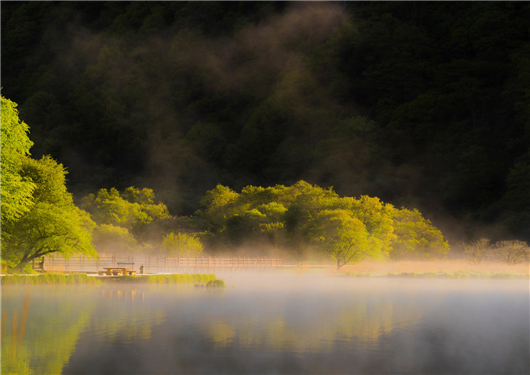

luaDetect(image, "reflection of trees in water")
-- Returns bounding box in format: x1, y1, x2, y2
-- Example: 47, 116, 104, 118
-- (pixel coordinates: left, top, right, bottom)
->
1, 288, 95, 375
91, 289, 167, 343
204, 295, 425, 352
1, 286, 179, 375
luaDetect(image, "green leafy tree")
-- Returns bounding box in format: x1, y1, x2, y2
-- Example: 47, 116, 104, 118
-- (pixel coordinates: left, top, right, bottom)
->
198, 184, 240, 230
81, 187, 171, 243
2, 156, 97, 270
162, 232, 203, 257
337, 196, 396, 257
390, 208, 450, 260
92, 224, 137, 255
309, 209, 371, 270
0, 96, 36, 228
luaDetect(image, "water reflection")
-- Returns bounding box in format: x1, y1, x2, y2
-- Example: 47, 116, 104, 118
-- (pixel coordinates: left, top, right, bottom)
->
1, 288, 96, 375
1, 278, 528, 375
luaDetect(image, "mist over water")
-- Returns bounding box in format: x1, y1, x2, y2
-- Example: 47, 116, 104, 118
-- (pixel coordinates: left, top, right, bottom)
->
2, 276, 528, 375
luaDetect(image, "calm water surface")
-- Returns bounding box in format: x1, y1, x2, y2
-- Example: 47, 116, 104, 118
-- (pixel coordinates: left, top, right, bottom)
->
1, 275, 528, 374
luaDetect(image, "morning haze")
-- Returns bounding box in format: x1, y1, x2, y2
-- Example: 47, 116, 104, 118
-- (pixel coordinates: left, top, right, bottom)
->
1, 2, 529, 374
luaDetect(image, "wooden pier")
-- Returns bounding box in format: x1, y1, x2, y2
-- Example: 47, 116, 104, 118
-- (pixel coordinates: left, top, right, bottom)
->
39, 256, 283, 274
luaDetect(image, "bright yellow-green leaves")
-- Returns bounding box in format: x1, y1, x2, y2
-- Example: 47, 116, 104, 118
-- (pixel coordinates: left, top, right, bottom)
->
199, 184, 240, 229
1, 96, 36, 226
338, 196, 397, 258
81, 187, 171, 254
390, 208, 449, 260
81, 187, 170, 238
310, 209, 370, 269
162, 232, 203, 257
198, 181, 449, 265
2, 153, 97, 269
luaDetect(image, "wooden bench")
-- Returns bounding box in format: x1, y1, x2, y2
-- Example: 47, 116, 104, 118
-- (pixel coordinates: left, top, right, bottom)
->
99, 267, 136, 276
118, 262, 135, 275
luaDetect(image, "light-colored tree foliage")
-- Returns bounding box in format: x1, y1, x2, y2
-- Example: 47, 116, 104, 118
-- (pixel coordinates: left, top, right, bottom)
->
197, 181, 448, 265
2, 155, 97, 270
198, 184, 240, 230
337, 196, 396, 257
162, 232, 203, 257
81, 187, 171, 243
390, 208, 450, 260
309, 209, 371, 270
1, 96, 36, 228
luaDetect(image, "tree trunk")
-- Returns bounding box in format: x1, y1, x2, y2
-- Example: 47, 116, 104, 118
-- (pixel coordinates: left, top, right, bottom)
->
15, 252, 46, 272
336, 259, 342, 271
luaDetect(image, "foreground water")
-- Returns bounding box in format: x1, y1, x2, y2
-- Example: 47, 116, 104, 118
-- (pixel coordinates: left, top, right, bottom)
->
1, 275, 528, 375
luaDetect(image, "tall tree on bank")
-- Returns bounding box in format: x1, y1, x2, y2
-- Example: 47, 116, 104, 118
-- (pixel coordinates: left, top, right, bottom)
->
309, 209, 372, 270
1, 97, 97, 271
1, 97, 35, 230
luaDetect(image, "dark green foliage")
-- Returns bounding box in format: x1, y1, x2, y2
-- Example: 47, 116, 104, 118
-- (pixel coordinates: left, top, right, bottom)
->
2, 2, 529, 241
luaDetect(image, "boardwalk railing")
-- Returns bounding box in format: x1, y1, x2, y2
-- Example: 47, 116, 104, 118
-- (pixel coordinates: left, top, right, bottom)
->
40, 256, 283, 274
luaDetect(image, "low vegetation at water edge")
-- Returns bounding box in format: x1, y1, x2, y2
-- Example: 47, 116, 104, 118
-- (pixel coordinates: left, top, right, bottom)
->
205, 279, 226, 288
344, 270, 530, 279
117, 273, 218, 284
1, 273, 222, 285
1, 273, 101, 285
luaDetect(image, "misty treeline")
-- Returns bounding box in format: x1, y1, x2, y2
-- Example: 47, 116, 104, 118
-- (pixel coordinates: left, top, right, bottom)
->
2, 2, 529, 245
2, 94, 450, 270
4, 95, 528, 271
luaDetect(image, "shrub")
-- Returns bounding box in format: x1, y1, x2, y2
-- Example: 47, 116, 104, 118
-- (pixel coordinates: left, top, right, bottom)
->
491, 240, 530, 265
463, 238, 492, 264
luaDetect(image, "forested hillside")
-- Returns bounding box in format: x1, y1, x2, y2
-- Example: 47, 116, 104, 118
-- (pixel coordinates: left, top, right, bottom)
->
2, 1, 529, 243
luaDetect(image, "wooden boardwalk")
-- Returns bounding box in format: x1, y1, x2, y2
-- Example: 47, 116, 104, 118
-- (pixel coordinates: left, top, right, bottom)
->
39, 256, 283, 274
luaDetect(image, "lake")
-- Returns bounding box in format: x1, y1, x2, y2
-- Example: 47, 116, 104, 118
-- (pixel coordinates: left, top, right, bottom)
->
1, 275, 528, 374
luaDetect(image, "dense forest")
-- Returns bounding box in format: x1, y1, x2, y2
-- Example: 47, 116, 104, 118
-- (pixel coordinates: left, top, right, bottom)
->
2, 1, 529, 250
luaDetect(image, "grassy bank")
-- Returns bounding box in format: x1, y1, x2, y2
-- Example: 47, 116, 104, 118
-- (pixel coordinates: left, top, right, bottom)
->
1, 273, 221, 285
344, 270, 529, 279
1, 273, 101, 285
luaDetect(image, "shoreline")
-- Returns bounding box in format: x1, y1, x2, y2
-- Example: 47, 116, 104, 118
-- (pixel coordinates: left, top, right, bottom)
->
1, 270, 528, 285
0, 273, 221, 285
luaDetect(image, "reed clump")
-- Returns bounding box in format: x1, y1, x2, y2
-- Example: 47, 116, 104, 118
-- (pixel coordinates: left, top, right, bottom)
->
205, 279, 226, 288
117, 273, 217, 284
1, 273, 101, 285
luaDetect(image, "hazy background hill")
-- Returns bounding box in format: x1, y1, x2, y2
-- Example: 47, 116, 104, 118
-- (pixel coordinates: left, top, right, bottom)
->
2, 1, 529, 244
